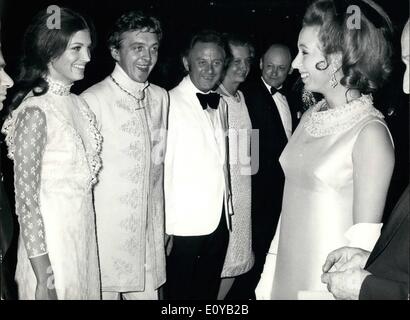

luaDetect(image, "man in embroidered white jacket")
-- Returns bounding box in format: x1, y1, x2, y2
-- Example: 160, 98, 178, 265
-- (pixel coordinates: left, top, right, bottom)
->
81, 11, 168, 300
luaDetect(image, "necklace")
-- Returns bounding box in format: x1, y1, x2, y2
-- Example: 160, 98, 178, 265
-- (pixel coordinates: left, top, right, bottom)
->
110, 75, 146, 104
220, 84, 241, 103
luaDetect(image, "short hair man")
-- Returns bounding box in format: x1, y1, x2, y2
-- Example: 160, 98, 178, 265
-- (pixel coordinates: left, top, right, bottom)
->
321, 19, 410, 300
81, 11, 168, 300
229, 44, 296, 299
164, 30, 232, 299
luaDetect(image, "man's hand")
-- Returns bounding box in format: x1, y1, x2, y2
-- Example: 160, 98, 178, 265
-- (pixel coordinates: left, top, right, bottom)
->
321, 268, 371, 300
322, 247, 370, 273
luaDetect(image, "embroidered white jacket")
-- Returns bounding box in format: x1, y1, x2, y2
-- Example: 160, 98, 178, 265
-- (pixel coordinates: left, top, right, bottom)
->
81, 64, 168, 292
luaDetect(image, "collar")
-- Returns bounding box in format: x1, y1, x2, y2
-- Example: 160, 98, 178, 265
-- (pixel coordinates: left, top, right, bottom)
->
218, 83, 241, 102
45, 76, 72, 96
183, 75, 215, 95
261, 76, 283, 94
111, 63, 149, 99
304, 95, 384, 137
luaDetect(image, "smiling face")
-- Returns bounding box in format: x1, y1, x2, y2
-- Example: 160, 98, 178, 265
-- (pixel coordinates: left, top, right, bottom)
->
224, 44, 252, 86
48, 29, 92, 85
292, 25, 337, 95
260, 45, 291, 89
111, 30, 159, 83
183, 41, 225, 92
0, 48, 13, 110
401, 20, 409, 94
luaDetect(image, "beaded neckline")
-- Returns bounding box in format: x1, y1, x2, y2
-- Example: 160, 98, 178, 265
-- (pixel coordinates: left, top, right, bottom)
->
303, 95, 384, 137
45, 76, 72, 96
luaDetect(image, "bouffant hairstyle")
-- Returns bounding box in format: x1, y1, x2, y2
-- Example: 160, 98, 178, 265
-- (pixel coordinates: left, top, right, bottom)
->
107, 11, 162, 50
303, 0, 393, 94
11, 7, 95, 110
222, 33, 255, 67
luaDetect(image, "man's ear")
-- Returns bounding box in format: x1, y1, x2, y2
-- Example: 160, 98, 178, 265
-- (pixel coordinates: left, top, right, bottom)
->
110, 47, 120, 62
259, 58, 263, 71
182, 56, 190, 72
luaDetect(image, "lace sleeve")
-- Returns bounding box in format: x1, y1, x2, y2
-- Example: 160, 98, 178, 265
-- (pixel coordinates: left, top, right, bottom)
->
14, 106, 48, 258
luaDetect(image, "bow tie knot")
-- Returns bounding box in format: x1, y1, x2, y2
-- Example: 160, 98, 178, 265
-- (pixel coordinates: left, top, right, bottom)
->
196, 92, 220, 110
270, 86, 285, 96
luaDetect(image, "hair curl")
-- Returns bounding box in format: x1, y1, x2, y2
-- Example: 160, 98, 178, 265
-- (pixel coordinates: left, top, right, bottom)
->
303, 0, 393, 94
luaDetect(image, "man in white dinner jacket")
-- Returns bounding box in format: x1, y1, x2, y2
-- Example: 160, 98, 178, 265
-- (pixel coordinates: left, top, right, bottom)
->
164, 29, 233, 300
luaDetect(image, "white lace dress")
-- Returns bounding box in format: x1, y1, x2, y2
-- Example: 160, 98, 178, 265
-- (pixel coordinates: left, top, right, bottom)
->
218, 86, 254, 278
1, 80, 102, 299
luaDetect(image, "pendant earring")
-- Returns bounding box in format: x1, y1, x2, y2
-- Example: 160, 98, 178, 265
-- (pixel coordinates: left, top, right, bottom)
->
330, 62, 339, 88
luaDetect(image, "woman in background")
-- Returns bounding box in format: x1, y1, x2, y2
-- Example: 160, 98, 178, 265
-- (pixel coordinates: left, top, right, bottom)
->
216, 33, 255, 300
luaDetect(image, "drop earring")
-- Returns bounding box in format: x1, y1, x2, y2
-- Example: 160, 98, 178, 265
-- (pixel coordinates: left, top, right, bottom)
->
330, 61, 340, 88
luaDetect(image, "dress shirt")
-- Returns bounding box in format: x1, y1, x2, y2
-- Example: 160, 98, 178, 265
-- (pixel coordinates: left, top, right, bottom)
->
261, 77, 292, 139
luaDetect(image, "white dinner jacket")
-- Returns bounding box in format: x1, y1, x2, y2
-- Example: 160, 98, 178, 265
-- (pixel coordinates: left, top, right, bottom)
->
165, 75, 230, 236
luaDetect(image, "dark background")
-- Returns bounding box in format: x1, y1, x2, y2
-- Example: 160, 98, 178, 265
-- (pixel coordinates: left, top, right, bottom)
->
0, 0, 408, 300
0, 0, 408, 91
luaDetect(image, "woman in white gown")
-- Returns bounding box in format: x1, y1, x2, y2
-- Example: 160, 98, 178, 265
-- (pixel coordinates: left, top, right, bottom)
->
2, 8, 102, 299
256, 0, 395, 300
216, 34, 254, 300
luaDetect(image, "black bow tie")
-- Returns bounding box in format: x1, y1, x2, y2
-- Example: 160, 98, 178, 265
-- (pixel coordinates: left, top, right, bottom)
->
270, 86, 285, 96
196, 92, 220, 110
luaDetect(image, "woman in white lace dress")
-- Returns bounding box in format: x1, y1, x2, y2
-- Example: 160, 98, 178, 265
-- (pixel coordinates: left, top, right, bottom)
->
1, 8, 102, 300
216, 34, 254, 300
256, 0, 395, 299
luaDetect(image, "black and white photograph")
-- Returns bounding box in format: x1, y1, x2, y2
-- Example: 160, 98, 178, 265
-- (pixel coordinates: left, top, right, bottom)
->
0, 0, 408, 315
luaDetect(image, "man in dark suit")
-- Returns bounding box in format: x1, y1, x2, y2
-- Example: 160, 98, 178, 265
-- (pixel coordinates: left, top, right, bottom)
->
321, 19, 409, 300
226, 44, 297, 300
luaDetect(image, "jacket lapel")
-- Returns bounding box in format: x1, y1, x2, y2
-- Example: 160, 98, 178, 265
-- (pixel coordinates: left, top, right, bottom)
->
182, 79, 221, 159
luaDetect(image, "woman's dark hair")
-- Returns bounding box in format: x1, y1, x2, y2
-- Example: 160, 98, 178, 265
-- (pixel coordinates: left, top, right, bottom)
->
303, 0, 393, 94
10, 7, 95, 110
107, 11, 162, 50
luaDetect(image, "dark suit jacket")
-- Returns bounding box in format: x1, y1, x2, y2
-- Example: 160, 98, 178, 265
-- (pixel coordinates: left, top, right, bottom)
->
241, 78, 298, 253
359, 185, 409, 300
